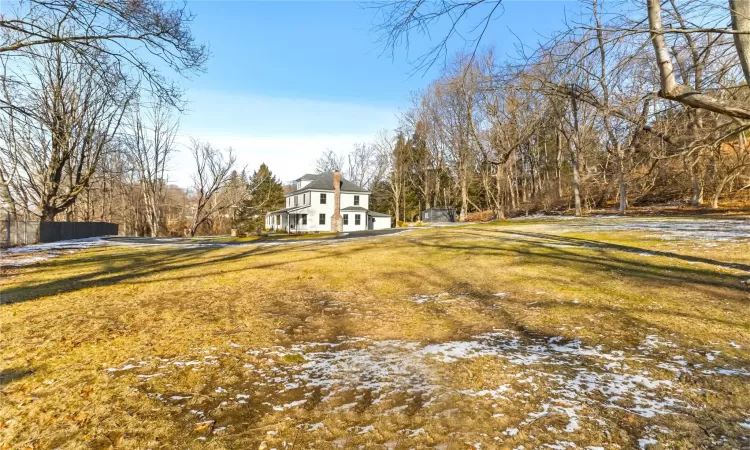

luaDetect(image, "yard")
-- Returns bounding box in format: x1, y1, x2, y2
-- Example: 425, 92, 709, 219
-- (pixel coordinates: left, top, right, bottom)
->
1, 217, 749, 449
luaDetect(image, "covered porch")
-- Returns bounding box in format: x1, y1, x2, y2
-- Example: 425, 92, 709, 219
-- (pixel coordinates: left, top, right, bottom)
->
266, 207, 310, 234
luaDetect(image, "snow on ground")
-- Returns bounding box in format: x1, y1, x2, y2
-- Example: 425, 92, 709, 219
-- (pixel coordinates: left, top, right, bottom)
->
2, 237, 106, 254
525, 216, 750, 242
0, 238, 109, 268
0, 230, 413, 268
106, 329, 749, 445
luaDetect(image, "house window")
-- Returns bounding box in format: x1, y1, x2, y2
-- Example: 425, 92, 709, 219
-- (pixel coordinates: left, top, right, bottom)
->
319, 214, 326, 225
355, 214, 361, 225
320, 193, 327, 204
294, 195, 298, 207
276, 215, 280, 225
302, 215, 307, 225
354, 195, 359, 206
343, 214, 349, 225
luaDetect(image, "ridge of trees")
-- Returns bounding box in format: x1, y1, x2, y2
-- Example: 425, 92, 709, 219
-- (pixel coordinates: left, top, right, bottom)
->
354, 0, 750, 220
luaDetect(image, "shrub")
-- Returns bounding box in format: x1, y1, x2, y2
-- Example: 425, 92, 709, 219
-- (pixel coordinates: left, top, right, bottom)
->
463, 210, 495, 222
397, 220, 409, 227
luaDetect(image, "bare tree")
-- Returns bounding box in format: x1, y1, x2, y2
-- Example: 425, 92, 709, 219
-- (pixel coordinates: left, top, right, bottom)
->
0, 0, 207, 106
124, 101, 178, 237
0, 43, 133, 220
345, 143, 387, 190
315, 149, 345, 173
646, 0, 750, 120
188, 139, 238, 237
374, 130, 406, 223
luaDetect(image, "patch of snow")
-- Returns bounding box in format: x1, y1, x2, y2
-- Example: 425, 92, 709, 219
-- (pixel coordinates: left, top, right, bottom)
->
0, 254, 55, 267
272, 399, 307, 411
128, 328, 750, 443
3, 237, 106, 254
105, 364, 139, 372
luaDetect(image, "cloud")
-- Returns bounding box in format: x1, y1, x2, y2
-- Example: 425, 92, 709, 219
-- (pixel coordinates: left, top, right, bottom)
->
168, 133, 377, 186
167, 90, 400, 186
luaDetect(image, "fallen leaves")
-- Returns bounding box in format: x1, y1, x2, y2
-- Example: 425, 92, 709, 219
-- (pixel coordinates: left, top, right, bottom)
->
194, 420, 215, 435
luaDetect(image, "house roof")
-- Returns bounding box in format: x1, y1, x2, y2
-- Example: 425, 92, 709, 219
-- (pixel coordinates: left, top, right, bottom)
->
341, 206, 368, 212
268, 205, 308, 215
290, 172, 368, 195
342, 207, 391, 218
295, 173, 319, 181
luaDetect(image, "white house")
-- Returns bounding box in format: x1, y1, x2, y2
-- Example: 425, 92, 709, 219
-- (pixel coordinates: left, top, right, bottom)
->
266, 171, 392, 233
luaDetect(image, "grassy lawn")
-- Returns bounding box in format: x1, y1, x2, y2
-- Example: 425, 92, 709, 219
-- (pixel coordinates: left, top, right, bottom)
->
1, 217, 749, 449
191, 232, 343, 244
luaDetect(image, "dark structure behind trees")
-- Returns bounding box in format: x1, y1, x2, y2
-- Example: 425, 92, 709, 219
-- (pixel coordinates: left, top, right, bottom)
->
421, 208, 456, 222
39, 222, 118, 243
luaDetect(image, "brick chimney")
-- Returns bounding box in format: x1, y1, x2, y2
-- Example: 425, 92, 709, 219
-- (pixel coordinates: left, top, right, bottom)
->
331, 171, 343, 232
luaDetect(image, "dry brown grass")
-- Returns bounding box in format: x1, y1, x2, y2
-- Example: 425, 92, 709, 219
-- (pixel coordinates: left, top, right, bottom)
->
1, 217, 749, 449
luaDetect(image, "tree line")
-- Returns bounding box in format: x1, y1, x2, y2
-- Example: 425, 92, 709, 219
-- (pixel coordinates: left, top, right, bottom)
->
3, 0, 750, 235
0, 0, 271, 236
324, 0, 750, 222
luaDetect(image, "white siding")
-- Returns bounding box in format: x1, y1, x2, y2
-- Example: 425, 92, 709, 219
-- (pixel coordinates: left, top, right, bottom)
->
342, 212, 367, 232
270, 189, 374, 233
340, 192, 368, 210
371, 217, 391, 230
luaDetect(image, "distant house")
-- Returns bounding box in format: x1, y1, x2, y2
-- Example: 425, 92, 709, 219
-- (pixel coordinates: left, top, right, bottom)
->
266, 171, 392, 233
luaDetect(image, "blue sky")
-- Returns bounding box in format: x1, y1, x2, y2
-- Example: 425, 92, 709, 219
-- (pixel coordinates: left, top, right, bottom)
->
171, 0, 578, 185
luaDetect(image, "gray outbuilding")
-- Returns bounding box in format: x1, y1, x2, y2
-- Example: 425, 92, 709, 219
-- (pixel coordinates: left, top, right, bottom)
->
421, 207, 456, 222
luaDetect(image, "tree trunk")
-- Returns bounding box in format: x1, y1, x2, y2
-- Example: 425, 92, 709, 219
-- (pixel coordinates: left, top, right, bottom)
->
711, 176, 729, 209
570, 145, 582, 216
647, 0, 750, 120
618, 177, 627, 215
0, 167, 16, 218
569, 94, 583, 216
393, 189, 400, 225
555, 132, 563, 199
494, 165, 505, 220
618, 148, 627, 215
690, 159, 704, 206
40, 205, 58, 222
729, 0, 750, 86
460, 164, 468, 220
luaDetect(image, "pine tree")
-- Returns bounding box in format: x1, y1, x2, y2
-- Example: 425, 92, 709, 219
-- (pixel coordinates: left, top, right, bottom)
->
235, 164, 285, 234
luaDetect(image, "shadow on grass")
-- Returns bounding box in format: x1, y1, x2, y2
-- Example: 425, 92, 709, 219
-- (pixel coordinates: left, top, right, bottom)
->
3, 226, 748, 308
0, 368, 34, 386
410, 229, 749, 295
0, 241, 369, 306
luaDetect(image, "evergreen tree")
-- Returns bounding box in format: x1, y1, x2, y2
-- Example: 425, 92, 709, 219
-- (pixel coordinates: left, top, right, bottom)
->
235, 164, 285, 234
